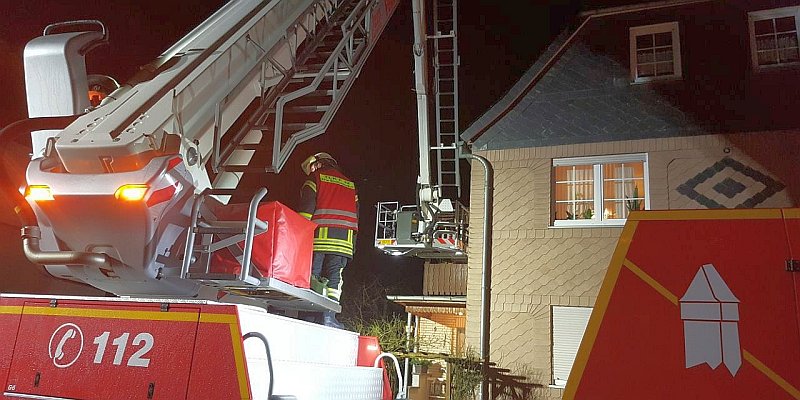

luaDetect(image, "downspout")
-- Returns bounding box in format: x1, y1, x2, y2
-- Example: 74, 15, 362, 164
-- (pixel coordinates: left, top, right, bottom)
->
461, 152, 493, 400
403, 311, 413, 398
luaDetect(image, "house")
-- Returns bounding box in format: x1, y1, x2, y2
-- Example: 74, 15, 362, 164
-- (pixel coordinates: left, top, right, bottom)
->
388, 262, 467, 400
459, 0, 800, 398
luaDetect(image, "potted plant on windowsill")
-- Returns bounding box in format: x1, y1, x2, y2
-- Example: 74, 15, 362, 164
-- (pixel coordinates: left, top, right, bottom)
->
565, 193, 594, 220
625, 185, 642, 214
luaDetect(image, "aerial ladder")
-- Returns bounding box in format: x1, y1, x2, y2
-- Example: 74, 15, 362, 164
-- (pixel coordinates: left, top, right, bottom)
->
10, 0, 397, 312
374, 0, 468, 262
0, 0, 409, 398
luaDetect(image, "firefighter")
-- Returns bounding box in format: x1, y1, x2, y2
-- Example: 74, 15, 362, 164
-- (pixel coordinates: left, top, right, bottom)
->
298, 152, 358, 329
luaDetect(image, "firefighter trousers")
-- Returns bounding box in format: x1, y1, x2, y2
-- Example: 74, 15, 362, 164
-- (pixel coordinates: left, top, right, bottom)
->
311, 253, 349, 302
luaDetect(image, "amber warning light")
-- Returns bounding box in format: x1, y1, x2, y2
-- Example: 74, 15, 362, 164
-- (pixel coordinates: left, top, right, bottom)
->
114, 184, 149, 201
25, 185, 54, 201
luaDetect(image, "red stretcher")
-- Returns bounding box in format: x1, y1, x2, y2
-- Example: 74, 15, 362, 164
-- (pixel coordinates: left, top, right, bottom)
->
209, 201, 315, 289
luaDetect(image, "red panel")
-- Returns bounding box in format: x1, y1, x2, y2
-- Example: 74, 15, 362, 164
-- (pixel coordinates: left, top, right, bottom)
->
783, 209, 800, 340
356, 336, 391, 400
187, 304, 249, 400
212, 201, 315, 288
572, 213, 800, 399
5, 300, 200, 399
0, 298, 24, 395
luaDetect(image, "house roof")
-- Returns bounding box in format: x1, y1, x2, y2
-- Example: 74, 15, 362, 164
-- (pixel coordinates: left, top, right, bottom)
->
460, 0, 716, 149
579, 0, 715, 17
386, 295, 466, 308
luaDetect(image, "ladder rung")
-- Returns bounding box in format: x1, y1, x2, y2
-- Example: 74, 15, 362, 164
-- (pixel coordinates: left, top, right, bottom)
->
286, 105, 330, 113
186, 273, 261, 287
254, 122, 316, 131
194, 218, 267, 235
219, 165, 276, 173
308, 89, 335, 97
209, 188, 238, 196
235, 143, 263, 151
289, 73, 346, 83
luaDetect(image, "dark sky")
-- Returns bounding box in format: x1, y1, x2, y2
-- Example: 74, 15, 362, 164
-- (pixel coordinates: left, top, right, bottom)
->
0, 1, 619, 300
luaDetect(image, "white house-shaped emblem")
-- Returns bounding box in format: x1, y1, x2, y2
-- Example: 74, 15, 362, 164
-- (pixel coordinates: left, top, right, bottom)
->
680, 264, 741, 376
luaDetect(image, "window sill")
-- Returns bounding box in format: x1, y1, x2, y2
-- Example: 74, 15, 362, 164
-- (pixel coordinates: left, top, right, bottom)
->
630, 75, 683, 85
751, 62, 800, 73
550, 222, 626, 228
548, 384, 566, 389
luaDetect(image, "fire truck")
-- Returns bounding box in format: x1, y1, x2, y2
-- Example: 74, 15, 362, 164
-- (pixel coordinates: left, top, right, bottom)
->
0, 0, 473, 397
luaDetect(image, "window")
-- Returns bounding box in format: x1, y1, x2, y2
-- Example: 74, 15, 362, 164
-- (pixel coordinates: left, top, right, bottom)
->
553, 154, 649, 226
552, 306, 593, 387
629, 22, 682, 82
749, 7, 800, 69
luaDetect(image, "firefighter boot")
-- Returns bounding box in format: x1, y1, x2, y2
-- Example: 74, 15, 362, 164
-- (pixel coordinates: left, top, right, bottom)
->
310, 275, 328, 296
322, 311, 345, 329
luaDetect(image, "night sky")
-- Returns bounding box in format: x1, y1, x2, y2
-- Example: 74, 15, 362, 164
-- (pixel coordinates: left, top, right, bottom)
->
0, 1, 630, 309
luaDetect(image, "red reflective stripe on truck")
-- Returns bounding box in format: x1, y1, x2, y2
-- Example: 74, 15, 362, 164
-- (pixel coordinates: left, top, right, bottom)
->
146, 185, 177, 207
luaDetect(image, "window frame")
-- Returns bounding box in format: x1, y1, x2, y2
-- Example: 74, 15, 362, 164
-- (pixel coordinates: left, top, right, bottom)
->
551, 306, 593, 388
552, 153, 650, 227
748, 6, 800, 70
629, 22, 683, 83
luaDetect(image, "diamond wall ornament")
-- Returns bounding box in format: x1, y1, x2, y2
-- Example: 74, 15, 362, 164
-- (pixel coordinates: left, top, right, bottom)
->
712, 178, 747, 199
676, 157, 785, 209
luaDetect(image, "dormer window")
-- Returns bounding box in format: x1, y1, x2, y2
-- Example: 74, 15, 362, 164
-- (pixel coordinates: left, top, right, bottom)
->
629, 22, 682, 83
748, 6, 800, 69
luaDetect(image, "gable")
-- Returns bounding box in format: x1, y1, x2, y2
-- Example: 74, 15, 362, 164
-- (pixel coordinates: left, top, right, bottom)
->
463, 1, 800, 151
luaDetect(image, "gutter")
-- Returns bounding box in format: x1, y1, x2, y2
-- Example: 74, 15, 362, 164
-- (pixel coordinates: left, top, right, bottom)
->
464, 0, 715, 145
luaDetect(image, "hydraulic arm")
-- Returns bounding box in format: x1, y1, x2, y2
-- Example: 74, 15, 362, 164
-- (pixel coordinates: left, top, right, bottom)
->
375, 0, 467, 262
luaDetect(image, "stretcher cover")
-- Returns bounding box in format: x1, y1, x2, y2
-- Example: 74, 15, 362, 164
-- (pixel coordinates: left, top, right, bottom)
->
211, 201, 315, 288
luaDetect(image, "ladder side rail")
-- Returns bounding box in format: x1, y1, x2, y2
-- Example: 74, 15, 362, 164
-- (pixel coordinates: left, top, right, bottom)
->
433, 0, 444, 193
199, 0, 333, 163
181, 189, 209, 279
272, 0, 378, 171
273, 0, 370, 121
148, 2, 305, 142
52, 1, 295, 174
451, 0, 461, 197
430, 0, 460, 197
57, 2, 360, 177
215, 0, 346, 172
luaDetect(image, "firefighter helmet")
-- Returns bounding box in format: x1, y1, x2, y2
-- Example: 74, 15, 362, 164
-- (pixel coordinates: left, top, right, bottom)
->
301, 152, 336, 175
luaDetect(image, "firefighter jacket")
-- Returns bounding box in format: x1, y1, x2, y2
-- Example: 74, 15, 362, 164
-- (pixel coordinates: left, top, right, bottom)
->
299, 166, 358, 257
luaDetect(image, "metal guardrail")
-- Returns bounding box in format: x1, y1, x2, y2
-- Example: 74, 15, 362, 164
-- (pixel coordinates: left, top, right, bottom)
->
213, 0, 345, 174
180, 187, 268, 282
272, 0, 376, 171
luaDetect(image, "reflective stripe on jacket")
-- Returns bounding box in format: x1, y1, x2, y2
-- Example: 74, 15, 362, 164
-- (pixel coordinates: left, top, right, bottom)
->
313, 227, 355, 257
311, 167, 358, 231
